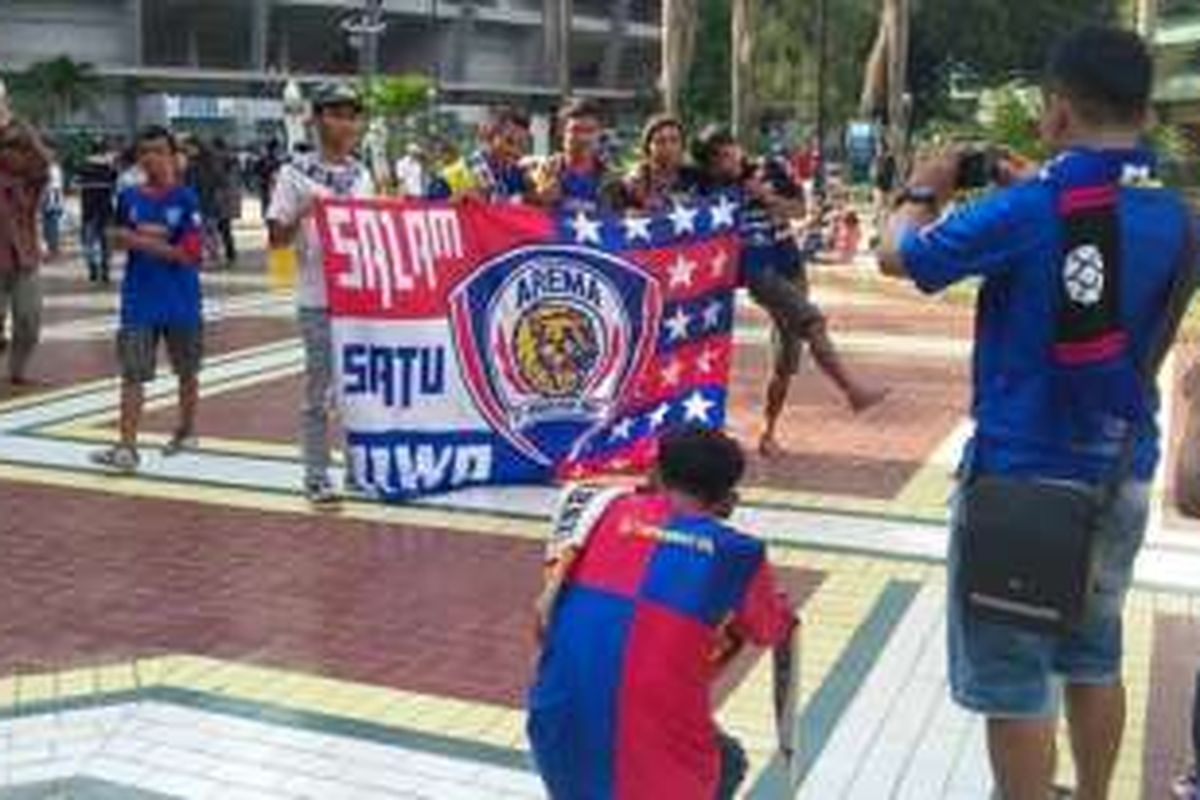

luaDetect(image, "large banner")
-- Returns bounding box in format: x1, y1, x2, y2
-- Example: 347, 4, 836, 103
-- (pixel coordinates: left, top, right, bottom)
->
317, 196, 741, 501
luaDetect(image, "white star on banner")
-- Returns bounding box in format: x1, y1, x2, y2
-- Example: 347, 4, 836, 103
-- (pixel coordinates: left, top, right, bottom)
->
660, 359, 683, 387
682, 391, 715, 423
701, 300, 723, 330
709, 249, 730, 279
696, 347, 716, 375
622, 215, 652, 242
609, 417, 635, 441
668, 254, 697, 289
570, 211, 603, 245
710, 194, 738, 229
648, 402, 672, 430
668, 202, 699, 236
664, 307, 691, 342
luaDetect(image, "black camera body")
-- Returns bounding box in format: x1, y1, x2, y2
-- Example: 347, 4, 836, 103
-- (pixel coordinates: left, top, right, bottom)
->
956, 146, 1005, 190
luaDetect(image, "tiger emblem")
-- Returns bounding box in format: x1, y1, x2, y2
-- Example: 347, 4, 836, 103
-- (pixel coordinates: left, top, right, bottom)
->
512, 302, 600, 397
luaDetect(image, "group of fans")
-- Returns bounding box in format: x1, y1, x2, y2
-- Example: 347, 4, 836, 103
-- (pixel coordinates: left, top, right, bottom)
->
71, 83, 808, 798
389, 98, 889, 459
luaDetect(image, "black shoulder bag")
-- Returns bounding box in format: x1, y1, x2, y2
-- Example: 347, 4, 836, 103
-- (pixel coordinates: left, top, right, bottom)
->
959, 195, 1195, 637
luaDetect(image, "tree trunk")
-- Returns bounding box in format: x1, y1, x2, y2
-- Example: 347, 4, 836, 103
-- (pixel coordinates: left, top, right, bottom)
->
661, 0, 698, 117
731, 0, 755, 141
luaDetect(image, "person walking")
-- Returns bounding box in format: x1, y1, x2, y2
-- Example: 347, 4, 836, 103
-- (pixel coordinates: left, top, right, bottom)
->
77, 139, 118, 284
0, 104, 50, 385
879, 27, 1196, 800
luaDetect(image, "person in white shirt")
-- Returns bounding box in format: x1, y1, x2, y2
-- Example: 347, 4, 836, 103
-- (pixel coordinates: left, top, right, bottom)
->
394, 143, 426, 198
266, 83, 374, 505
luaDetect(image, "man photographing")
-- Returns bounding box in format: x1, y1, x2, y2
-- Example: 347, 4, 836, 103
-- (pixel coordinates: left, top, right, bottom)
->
879, 27, 1195, 800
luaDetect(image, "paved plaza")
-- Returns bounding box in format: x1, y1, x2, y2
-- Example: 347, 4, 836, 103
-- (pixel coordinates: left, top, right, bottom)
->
2, 224, 1199, 799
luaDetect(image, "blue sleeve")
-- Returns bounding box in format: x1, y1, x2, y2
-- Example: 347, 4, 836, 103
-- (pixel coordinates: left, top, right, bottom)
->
115, 188, 135, 228
898, 186, 1040, 294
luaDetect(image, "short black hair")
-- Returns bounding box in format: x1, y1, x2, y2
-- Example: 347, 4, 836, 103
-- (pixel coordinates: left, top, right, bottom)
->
136, 124, 177, 153
656, 427, 745, 507
1045, 26, 1153, 125
559, 97, 603, 124
487, 105, 531, 131
640, 113, 685, 156
692, 123, 736, 169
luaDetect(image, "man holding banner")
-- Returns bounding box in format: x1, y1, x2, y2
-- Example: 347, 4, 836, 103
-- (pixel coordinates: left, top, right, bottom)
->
267, 83, 375, 505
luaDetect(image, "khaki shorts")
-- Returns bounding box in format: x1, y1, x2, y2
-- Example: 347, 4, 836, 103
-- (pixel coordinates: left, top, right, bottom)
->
746, 268, 823, 376
117, 326, 204, 383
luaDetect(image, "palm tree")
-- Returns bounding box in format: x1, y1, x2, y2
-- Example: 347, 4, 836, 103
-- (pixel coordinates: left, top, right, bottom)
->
18, 56, 100, 127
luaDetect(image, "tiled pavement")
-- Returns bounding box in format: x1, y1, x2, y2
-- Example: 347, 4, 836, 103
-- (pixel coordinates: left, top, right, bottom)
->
1, 232, 1199, 798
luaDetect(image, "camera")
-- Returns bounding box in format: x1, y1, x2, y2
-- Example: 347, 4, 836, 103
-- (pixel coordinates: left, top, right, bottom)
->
956, 146, 1005, 190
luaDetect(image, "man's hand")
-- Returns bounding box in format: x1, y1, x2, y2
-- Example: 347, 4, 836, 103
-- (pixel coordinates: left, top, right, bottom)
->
907, 147, 962, 206
877, 147, 959, 278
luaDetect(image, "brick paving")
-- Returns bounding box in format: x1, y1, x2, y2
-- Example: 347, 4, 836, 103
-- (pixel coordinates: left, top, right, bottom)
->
2, 246, 1199, 798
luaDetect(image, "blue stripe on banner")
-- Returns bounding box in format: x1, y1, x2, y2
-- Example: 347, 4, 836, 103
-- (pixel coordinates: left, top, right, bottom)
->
656, 292, 735, 354
576, 386, 729, 461
554, 194, 743, 252
345, 430, 552, 501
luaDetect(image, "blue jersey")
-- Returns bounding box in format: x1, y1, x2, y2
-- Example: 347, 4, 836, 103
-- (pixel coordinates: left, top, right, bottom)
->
116, 185, 203, 329
898, 148, 1194, 482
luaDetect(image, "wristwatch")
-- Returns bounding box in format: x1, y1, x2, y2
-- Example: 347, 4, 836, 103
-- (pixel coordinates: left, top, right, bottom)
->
894, 185, 940, 209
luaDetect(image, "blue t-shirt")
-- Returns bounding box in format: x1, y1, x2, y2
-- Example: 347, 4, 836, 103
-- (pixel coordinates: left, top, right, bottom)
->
116, 185, 203, 329
899, 148, 1193, 483
732, 158, 805, 282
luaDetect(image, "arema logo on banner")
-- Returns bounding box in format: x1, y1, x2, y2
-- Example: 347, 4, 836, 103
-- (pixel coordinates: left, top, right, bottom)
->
449, 245, 663, 467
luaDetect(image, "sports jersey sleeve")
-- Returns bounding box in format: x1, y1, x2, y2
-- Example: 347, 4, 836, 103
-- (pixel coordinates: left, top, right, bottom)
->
114, 188, 135, 230
174, 190, 203, 263
732, 555, 795, 648
897, 185, 1038, 294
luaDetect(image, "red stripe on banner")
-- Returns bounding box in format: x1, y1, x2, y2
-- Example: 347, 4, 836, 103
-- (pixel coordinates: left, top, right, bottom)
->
629, 236, 740, 303
559, 436, 659, 481
627, 338, 734, 408
318, 197, 556, 319
1054, 330, 1129, 365
1058, 185, 1118, 214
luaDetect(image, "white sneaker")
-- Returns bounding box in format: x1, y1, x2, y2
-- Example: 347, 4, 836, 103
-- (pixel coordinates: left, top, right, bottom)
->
304, 479, 340, 507
161, 429, 197, 457
90, 444, 140, 474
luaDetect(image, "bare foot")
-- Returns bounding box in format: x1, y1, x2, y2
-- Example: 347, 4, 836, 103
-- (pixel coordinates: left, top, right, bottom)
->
849, 387, 890, 414
758, 433, 787, 460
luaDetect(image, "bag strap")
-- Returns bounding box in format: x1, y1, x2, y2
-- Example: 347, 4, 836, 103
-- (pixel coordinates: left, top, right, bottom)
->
1103, 204, 1197, 505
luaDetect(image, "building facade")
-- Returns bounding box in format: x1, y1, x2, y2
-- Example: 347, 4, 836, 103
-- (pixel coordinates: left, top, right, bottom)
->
0, 0, 661, 140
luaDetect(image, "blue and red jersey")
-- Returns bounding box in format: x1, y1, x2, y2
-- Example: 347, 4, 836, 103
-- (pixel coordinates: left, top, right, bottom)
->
115, 183, 203, 330
528, 488, 794, 799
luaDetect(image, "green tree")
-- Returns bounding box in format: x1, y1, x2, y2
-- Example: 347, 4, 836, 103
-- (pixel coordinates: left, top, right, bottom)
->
908, 0, 1121, 125
12, 56, 100, 127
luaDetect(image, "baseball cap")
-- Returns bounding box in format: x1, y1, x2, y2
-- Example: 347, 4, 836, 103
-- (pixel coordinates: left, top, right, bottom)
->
311, 83, 364, 112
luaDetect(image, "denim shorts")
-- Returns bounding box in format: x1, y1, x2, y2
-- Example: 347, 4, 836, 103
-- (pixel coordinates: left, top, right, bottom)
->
947, 480, 1150, 718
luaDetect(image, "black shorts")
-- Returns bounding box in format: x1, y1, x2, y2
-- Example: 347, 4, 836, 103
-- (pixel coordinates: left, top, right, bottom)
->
117, 326, 204, 383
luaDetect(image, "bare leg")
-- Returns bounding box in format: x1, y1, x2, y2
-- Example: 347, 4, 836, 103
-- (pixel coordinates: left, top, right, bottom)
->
987, 716, 1057, 800
1065, 682, 1125, 800
759, 371, 791, 458
177, 374, 199, 436
807, 319, 888, 412
119, 379, 143, 449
